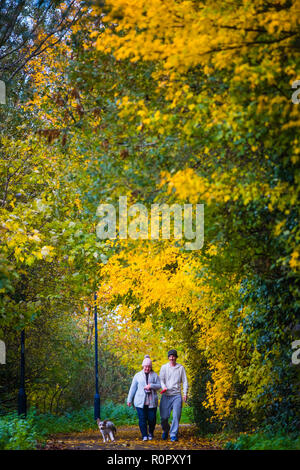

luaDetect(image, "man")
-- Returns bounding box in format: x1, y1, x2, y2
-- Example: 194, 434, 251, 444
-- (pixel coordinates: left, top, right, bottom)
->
159, 349, 188, 442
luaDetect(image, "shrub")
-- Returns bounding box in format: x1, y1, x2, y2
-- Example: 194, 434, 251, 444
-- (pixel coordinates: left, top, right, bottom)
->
225, 432, 300, 450
0, 413, 37, 450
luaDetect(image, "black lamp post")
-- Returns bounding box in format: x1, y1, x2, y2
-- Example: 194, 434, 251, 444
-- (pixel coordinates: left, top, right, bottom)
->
94, 292, 100, 420
18, 329, 27, 417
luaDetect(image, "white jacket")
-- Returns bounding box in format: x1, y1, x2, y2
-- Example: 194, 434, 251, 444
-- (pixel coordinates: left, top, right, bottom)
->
159, 363, 188, 396
127, 370, 161, 408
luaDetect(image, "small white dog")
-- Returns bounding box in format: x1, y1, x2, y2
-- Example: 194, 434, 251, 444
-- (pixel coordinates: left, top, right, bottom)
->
97, 418, 117, 442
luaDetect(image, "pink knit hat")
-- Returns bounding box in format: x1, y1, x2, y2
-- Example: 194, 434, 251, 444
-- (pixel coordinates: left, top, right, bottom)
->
142, 354, 152, 368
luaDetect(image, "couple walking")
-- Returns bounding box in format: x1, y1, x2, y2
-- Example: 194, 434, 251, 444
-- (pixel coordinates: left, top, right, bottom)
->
127, 349, 188, 442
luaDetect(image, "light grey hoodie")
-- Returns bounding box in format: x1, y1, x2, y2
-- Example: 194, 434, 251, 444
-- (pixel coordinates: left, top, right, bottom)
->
159, 362, 188, 396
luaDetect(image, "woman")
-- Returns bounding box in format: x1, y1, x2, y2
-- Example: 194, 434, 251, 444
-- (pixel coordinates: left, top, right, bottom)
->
127, 355, 161, 441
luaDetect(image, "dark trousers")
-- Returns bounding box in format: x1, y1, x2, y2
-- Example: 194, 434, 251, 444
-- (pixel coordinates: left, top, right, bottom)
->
136, 406, 157, 438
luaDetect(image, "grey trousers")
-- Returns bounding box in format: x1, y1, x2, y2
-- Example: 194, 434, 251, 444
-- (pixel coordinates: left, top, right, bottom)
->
159, 394, 182, 438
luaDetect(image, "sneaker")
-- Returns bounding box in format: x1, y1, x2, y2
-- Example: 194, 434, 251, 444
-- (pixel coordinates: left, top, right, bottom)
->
162, 431, 168, 440
170, 436, 178, 442
143, 436, 148, 441
148, 434, 153, 440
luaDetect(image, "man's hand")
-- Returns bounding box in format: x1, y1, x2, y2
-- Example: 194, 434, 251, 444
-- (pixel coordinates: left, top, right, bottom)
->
144, 384, 151, 391
127, 402, 131, 407
183, 395, 187, 403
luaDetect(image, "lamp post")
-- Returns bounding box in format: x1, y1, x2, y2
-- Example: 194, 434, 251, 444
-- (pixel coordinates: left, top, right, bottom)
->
18, 329, 27, 417
94, 292, 100, 420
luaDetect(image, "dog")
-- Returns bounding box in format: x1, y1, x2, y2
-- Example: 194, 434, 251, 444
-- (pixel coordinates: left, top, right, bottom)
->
96, 418, 117, 442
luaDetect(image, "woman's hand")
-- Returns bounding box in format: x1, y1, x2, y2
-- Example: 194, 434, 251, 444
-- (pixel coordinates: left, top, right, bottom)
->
127, 402, 131, 407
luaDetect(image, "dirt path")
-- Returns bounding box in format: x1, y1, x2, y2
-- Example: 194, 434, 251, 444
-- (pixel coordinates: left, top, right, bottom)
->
43, 424, 222, 450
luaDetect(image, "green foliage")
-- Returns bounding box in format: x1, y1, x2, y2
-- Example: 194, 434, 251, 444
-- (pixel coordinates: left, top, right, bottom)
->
29, 403, 138, 435
0, 413, 38, 450
0, 310, 134, 414
225, 432, 300, 450
99, 402, 138, 426
235, 276, 299, 431
0, 403, 194, 449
